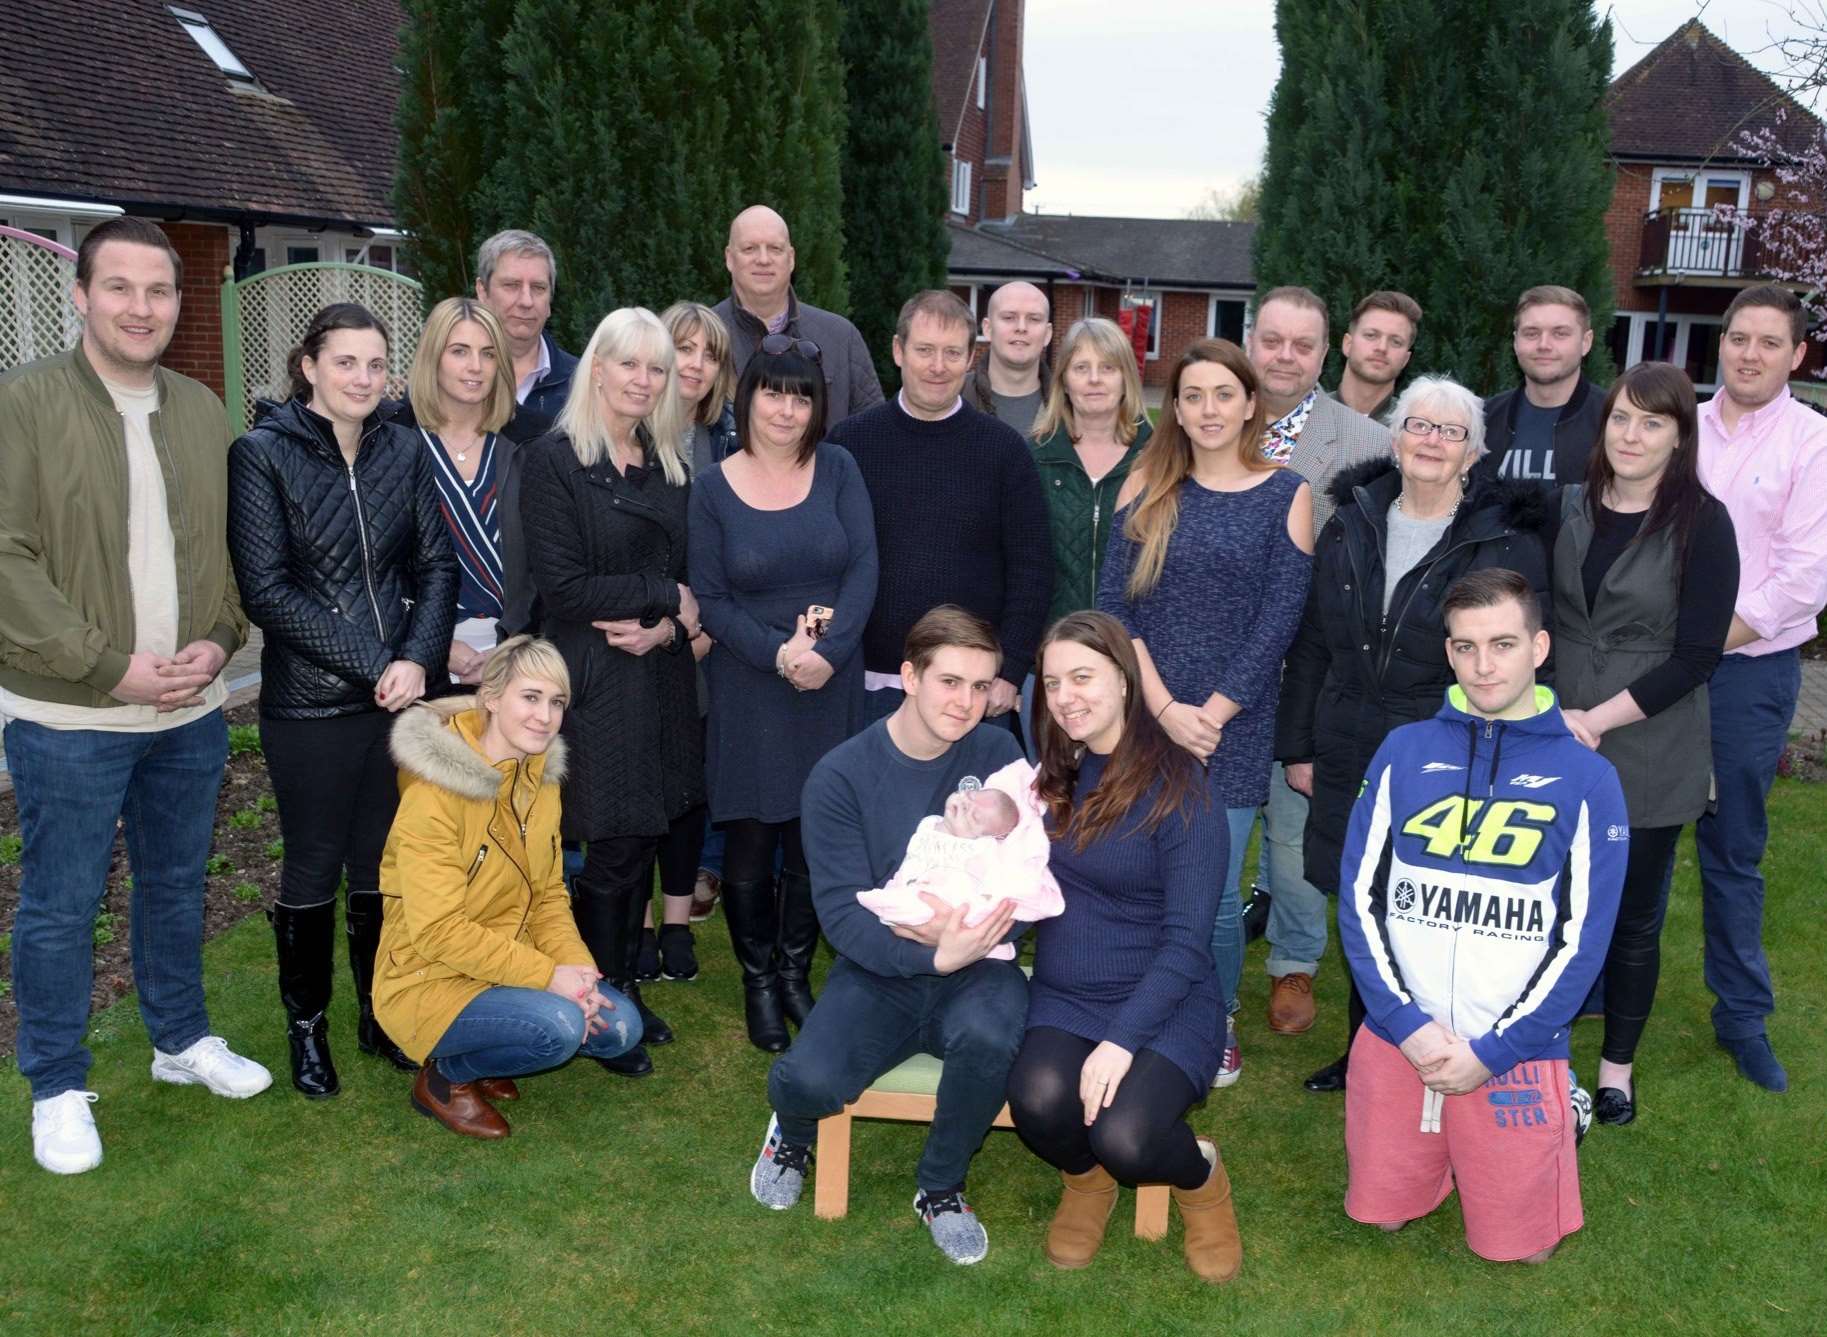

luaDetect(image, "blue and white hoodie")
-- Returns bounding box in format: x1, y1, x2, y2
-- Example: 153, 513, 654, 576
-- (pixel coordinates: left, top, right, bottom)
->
1338, 685, 1627, 1077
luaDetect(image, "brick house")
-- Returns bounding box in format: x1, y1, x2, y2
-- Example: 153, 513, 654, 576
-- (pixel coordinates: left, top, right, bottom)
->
0, 0, 408, 395
1603, 19, 1824, 390
931, 0, 1253, 388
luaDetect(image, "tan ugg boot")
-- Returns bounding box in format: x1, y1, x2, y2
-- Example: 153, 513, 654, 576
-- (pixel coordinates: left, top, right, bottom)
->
1172, 1140, 1242, 1284
1045, 1164, 1120, 1269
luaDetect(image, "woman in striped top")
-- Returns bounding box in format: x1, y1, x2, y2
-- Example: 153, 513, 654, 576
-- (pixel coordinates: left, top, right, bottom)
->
395, 298, 520, 684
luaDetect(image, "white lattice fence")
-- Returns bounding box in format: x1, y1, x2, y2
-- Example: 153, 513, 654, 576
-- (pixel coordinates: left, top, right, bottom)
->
0, 227, 81, 371
223, 262, 423, 433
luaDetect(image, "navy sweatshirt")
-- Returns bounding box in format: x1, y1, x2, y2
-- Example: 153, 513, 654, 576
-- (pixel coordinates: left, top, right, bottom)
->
801, 717, 1023, 978
828, 397, 1052, 683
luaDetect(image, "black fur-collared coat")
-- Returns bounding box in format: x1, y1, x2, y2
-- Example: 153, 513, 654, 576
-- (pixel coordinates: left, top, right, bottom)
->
1274, 458, 1552, 894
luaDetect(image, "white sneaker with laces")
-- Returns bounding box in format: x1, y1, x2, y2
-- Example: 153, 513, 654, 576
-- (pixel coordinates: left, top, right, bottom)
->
151, 1035, 273, 1098
32, 1090, 103, 1175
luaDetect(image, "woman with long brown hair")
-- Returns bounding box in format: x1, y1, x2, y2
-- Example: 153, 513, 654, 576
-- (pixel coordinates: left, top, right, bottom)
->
1099, 338, 1313, 1089
1548, 361, 1737, 1127
1008, 611, 1241, 1284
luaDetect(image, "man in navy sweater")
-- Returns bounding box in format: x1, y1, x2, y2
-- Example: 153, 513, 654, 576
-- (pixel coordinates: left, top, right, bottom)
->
749, 607, 1026, 1265
1337, 569, 1625, 1264
828, 291, 1051, 736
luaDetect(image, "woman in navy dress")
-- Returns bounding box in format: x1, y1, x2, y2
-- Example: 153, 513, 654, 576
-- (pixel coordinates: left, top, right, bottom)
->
688, 338, 879, 1052
1100, 338, 1314, 1090
1008, 610, 1242, 1284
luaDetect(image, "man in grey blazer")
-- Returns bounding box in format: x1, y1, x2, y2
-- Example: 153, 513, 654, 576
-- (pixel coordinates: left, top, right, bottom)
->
1244, 286, 1390, 1064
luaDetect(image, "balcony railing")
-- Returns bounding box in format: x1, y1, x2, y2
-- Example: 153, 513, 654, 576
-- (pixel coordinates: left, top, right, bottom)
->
1637, 207, 1774, 279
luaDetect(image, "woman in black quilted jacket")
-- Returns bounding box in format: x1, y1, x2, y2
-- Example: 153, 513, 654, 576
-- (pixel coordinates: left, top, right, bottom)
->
517, 306, 706, 1078
226, 302, 458, 1098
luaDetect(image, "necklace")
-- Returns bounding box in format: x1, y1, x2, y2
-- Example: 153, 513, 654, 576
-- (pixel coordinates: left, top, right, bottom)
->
1395, 482, 1468, 522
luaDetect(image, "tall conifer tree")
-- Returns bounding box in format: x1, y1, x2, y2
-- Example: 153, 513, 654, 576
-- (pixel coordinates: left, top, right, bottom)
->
1254, 0, 1615, 393
840, 0, 950, 386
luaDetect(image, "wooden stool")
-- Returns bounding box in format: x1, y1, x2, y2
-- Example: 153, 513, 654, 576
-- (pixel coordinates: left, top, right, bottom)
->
813, 1053, 1171, 1239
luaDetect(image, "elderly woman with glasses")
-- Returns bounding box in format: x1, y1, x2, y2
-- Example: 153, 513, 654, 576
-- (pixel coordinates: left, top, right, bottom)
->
1273, 375, 1553, 1094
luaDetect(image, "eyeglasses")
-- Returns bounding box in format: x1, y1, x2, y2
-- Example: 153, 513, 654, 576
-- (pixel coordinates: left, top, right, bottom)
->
1401, 416, 1470, 443
760, 334, 821, 361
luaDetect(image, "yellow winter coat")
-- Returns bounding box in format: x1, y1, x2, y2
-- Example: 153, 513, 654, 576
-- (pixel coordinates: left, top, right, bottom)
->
373, 697, 592, 1063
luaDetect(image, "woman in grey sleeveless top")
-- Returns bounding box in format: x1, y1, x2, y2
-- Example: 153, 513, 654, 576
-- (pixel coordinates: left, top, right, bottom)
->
1548, 362, 1738, 1128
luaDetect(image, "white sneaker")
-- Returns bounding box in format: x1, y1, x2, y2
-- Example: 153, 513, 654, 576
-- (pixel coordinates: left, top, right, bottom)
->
32, 1090, 102, 1175
151, 1035, 273, 1098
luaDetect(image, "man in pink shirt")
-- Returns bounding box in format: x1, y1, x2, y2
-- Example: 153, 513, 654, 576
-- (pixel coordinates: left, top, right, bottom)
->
1695, 284, 1827, 1093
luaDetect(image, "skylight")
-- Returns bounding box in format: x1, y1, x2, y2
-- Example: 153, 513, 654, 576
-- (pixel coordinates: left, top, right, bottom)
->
169, 7, 254, 82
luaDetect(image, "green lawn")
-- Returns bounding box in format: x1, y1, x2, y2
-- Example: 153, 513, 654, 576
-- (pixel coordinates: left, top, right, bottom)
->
2, 786, 1823, 1336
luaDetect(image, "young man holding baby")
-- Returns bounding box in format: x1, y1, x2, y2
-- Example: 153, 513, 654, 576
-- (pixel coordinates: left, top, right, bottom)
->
748, 606, 1026, 1265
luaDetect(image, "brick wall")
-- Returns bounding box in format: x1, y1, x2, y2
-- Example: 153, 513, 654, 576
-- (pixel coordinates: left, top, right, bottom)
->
981, 0, 1025, 221
951, 93, 988, 224
163, 222, 230, 398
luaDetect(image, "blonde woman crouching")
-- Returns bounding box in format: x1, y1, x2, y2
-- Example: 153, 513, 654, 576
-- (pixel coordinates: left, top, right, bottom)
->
373, 636, 642, 1139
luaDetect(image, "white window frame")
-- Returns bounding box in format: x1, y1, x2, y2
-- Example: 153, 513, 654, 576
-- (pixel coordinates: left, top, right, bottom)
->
1615, 311, 1727, 392
977, 56, 987, 110
1206, 294, 1249, 343
169, 6, 255, 81
1082, 287, 1098, 320
1127, 290, 1163, 360
950, 158, 973, 216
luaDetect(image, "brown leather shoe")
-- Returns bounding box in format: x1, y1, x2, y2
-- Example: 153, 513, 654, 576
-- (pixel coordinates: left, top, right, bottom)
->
1268, 973, 1317, 1034
1173, 1141, 1242, 1284
412, 1065, 510, 1140
1045, 1164, 1119, 1269
475, 1077, 521, 1102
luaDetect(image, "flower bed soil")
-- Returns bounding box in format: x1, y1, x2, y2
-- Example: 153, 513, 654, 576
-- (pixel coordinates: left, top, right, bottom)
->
0, 702, 278, 1061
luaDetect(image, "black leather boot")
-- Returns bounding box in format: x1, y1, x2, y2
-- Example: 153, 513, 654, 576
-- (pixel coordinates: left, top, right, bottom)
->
722, 877, 790, 1052
270, 903, 340, 1098
617, 877, 673, 1046
572, 879, 653, 1078
346, 891, 416, 1072
775, 869, 820, 1029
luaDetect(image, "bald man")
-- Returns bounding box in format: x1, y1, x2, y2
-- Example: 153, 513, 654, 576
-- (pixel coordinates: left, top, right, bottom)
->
712, 205, 884, 424
969, 281, 1053, 436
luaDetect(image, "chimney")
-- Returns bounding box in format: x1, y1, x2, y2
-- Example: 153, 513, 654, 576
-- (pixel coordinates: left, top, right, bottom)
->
981, 0, 1026, 221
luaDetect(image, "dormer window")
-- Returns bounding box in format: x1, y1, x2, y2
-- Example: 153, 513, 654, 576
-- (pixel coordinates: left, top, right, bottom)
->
169, 7, 255, 82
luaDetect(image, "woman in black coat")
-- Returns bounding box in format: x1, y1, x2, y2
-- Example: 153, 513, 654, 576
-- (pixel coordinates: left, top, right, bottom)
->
227, 302, 459, 1098
517, 306, 705, 1077
1273, 376, 1551, 1093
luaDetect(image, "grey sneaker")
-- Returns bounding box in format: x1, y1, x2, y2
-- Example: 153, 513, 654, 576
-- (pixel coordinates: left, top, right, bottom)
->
749, 1114, 810, 1210
914, 1188, 989, 1265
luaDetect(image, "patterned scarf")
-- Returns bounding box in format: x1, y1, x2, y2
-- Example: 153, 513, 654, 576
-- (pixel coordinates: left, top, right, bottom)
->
1262, 388, 1317, 464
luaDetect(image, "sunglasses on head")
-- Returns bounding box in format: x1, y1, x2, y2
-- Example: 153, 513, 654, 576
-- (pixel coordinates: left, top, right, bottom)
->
761, 334, 821, 361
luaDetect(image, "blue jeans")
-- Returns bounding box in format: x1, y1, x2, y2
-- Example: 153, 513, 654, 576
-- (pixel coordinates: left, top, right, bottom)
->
428, 984, 643, 1084
1696, 651, 1801, 1042
1261, 761, 1328, 977
1208, 806, 1255, 1020
5, 711, 229, 1099
768, 955, 1028, 1192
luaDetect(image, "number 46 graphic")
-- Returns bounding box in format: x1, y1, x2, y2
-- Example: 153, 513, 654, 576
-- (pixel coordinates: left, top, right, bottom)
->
1400, 796, 1556, 867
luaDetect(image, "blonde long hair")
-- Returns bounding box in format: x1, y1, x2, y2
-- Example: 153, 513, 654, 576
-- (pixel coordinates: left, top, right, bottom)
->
1123, 338, 1269, 598
1029, 317, 1146, 445
407, 297, 517, 434
659, 300, 736, 429
555, 307, 688, 485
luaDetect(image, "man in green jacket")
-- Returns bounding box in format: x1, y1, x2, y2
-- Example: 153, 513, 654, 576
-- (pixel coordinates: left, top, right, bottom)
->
0, 217, 269, 1177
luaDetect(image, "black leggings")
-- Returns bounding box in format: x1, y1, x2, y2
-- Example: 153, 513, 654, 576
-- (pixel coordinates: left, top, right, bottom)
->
720, 817, 807, 884
1601, 824, 1682, 1065
261, 711, 399, 908
1007, 1026, 1210, 1189
581, 807, 706, 894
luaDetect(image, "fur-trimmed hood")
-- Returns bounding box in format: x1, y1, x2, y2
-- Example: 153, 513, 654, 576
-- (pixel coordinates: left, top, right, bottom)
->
1329, 456, 1548, 534
388, 695, 568, 804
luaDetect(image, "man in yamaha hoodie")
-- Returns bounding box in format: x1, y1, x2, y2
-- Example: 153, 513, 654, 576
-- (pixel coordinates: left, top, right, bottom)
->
1337, 568, 1625, 1264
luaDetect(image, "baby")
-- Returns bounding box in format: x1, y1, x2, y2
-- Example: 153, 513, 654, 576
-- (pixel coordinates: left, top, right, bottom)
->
856, 760, 1064, 960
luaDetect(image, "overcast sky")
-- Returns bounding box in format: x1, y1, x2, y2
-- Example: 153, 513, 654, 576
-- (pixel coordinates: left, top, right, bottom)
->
1021, 0, 1819, 218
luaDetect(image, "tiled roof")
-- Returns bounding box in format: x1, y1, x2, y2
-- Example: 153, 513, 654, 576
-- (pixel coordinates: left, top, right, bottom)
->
0, 0, 404, 226
1607, 19, 1821, 163
949, 215, 1255, 289
928, 0, 994, 144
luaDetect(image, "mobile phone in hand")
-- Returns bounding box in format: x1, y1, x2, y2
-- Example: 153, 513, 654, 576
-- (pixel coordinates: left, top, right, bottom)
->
806, 604, 834, 640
